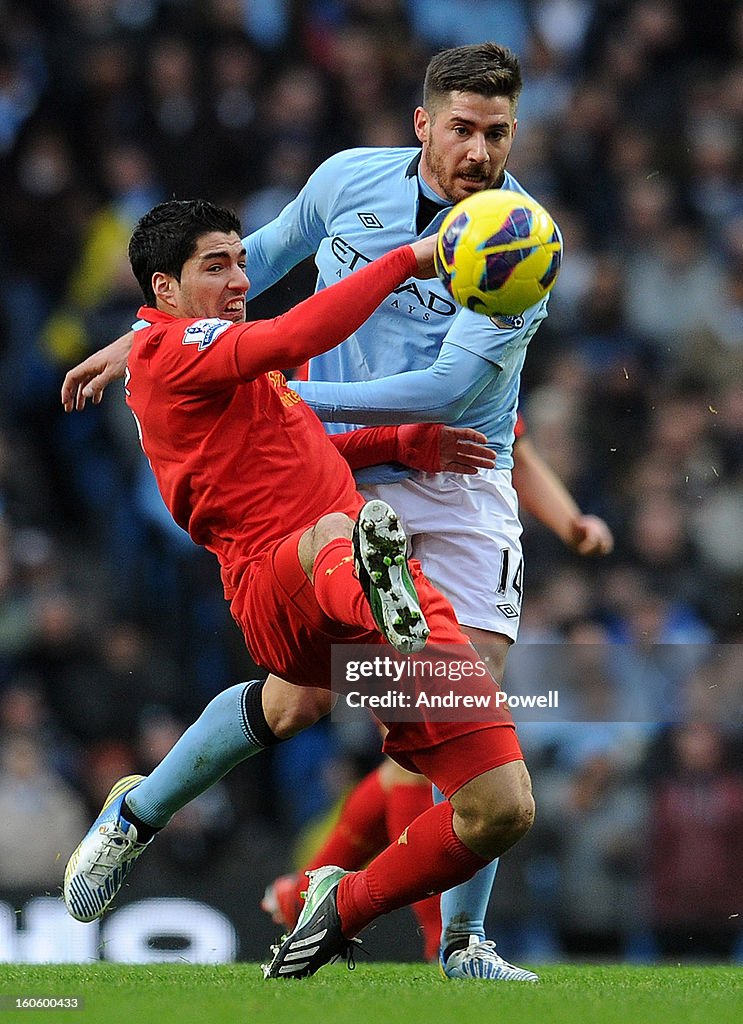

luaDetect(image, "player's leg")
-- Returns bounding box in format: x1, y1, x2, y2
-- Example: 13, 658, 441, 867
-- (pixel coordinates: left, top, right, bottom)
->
263, 731, 534, 979
380, 759, 441, 961
266, 648, 509, 967
337, 756, 533, 932
263, 573, 536, 978
126, 676, 333, 828
430, 620, 534, 978
64, 675, 331, 922
261, 763, 389, 930
432, 630, 521, 975
300, 502, 430, 653
364, 472, 534, 979
262, 753, 441, 960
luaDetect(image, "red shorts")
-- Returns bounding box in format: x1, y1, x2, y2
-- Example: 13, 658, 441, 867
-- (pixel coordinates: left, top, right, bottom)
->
231, 528, 522, 796
382, 720, 523, 799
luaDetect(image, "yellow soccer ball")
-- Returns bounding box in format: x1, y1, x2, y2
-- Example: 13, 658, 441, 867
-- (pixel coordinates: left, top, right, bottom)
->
435, 188, 562, 317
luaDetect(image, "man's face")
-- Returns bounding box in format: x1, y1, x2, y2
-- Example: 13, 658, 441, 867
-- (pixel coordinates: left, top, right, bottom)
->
153, 231, 249, 322
415, 91, 517, 204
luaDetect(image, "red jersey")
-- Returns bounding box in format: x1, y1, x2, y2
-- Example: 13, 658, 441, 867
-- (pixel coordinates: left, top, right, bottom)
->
125, 246, 418, 601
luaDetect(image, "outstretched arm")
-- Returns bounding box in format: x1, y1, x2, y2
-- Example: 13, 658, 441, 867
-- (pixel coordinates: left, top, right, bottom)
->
61, 332, 134, 411
62, 238, 437, 404
229, 240, 435, 380
512, 435, 614, 555
290, 342, 500, 425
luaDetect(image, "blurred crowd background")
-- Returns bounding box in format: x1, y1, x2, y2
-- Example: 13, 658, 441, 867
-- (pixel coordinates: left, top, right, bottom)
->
0, 0, 742, 963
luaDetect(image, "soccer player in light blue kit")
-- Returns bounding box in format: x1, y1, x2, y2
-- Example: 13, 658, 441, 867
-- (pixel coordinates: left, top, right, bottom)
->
247, 43, 544, 981
61, 43, 548, 981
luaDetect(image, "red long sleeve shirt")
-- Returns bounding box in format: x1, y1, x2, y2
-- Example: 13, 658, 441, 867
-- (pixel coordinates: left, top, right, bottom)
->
125, 246, 419, 600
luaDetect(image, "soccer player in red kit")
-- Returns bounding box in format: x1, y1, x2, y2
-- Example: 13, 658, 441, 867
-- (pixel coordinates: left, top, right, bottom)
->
263, 413, 614, 963
64, 199, 534, 978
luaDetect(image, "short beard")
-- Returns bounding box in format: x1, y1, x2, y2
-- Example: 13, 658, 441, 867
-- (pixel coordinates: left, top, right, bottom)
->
422, 140, 456, 202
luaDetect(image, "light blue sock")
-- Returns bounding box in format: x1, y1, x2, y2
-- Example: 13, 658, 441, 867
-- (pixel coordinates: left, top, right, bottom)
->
126, 681, 273, 827
433, 783, 499, 953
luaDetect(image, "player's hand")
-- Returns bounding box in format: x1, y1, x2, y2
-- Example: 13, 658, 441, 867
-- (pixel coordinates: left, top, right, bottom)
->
397, 423, 496, 474
408, 236, 437, 279
60, 332, 134, 412
568, 514, 614, 556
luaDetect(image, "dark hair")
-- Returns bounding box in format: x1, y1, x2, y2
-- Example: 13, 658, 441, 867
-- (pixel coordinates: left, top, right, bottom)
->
128, 199, 242, 306
423, 43, 523, 114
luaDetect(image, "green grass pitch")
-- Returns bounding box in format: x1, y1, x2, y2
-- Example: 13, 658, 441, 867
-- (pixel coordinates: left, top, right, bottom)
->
1, 963, 740, 1024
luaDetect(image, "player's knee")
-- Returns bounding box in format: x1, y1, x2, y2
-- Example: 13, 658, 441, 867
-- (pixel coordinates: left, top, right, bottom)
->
494, 788, 535, 843
298, 512, 355, 577
272, 689, 333, 739
263, 677, 334, 739
466, 790, 534, 858
452, 760, 535, 858
312, 512, 355, 549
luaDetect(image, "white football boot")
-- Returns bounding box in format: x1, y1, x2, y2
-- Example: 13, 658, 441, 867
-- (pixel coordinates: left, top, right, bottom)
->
440, 935, 539, 981
64, 774, 151, 922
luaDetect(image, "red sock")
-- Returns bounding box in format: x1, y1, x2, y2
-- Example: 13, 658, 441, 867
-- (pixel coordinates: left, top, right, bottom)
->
312, 538, 375, 632
308, 768, 389, 872
336, 801, 487, 938
386, 782, 441, 961
289, 768, 389, 909
384, 779, 434, 845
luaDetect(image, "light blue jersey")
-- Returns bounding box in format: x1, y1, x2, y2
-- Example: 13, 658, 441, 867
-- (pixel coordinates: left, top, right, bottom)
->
245, 147, 552, 482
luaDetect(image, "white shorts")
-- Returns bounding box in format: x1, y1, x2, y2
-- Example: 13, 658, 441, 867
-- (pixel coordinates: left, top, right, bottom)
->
361, 468, 524, 640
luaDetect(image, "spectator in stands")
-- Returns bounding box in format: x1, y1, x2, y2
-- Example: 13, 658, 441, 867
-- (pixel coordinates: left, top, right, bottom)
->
645, 724, 743, 960
0, 732, 87, 890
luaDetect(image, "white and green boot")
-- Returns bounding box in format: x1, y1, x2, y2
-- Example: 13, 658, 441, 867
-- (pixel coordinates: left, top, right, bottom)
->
352, 499, 429, 654
263, 866, 357, 978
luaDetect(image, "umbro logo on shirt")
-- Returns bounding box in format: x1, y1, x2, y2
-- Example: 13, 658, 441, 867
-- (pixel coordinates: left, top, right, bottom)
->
357, 212, 384, 229
496, 603, 520, 619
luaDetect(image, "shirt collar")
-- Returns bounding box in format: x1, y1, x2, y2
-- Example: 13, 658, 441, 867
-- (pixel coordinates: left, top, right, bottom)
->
406, 151, 451, 209
137, 306, 171, 324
